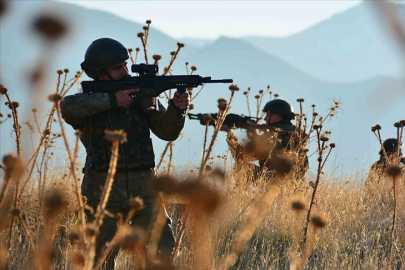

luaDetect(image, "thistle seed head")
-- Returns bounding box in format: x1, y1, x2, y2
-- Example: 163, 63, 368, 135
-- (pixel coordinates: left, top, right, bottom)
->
68, 229, 83, 246
11, 101, 19, 108
137, 32, 144, 38
57, 70, 63, 75
229, 84, 239, 91
189, 104, 195, 110
267, 85, 270, 89
330, 143, 336, 148
274, 94, 279, 98
121, 229, 147, 253
146, 19, 152, 24
394, 122, 403, 128
375, 124, 381, 130
152, 55, 162, 61
177, 42, 185, 48
311, 213, 328, 228
128, 48, 133, 53
268, 156, 294, 176
243, 91, 248, 95
320, 134, 329, 142
32, 13, 68, 41
312, 104, 316, 108
143, 26, 148, 31
291, 196, 306, 211
191, 66, 197, 71
371, 126, 376, 132
63, 68, 69, 73
3, 154, 20, 170
218, 97, 227, 104
129, 197, 144, 211
259, 90, 264, 94
387, 165, 402, 178
0, 87, 7, 95
170, 51, 176, 56
297, 98, 304, 102
254, 95, 260, 99
44, 190, 68, 217
135, 47, 140, 52
48, 93, 62, 102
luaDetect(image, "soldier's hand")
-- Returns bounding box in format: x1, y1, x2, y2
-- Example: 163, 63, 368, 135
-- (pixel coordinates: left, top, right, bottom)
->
173, 91, 189, 110
220, 125, 231, 133
115, 89, 139, 109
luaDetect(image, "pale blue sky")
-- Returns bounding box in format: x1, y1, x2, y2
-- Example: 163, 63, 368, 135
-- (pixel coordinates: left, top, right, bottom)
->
57, 1, 364, 39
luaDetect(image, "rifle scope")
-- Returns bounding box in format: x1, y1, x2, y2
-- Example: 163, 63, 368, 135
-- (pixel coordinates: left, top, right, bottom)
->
131, 64, 159, 76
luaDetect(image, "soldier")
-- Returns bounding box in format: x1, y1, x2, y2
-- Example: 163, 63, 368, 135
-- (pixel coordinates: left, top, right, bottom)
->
60, 37, 189, 269
369, 138, 404, 178
220, 99, 308, 181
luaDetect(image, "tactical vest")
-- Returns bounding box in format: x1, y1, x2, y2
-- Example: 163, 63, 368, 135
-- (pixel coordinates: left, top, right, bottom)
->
86, 99, 155, 172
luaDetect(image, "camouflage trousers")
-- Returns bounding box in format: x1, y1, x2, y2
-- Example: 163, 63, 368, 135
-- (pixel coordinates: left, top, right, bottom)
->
86, 205, 175, 270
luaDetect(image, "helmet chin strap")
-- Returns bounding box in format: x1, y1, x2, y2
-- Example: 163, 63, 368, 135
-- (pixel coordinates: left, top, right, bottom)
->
98, 67, 115, 81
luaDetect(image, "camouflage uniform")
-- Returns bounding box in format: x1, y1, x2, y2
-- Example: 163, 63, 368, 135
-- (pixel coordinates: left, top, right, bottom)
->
226, 120, 308, 181
60, 92, 184, 269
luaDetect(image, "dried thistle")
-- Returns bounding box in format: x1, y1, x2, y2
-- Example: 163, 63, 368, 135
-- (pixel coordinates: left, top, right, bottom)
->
152, 54, 162, 61
291, 196, 306, 211
137, 32, 144, 38
44, 190, 68, 218
191, 66, 197, 71
48, 92, 62, 102
177, 42, 185, 48
0, 87, 7, 95
387, 165, 402, 178
320, 134, 329, 142
129, 197, 144, 211
229, 84, 239, 91
189, 104, 195, 110
32, 13, 68, 41
311, 213, 328, 228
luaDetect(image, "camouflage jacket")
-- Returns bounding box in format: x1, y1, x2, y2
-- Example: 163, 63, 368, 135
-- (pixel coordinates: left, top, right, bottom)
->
226, 122, 308, 179
60, 93, 185, 208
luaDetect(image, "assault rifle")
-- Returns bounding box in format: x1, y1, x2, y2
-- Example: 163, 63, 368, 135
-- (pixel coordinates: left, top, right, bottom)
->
81, 64, 233, 116
188, 113, 269, 131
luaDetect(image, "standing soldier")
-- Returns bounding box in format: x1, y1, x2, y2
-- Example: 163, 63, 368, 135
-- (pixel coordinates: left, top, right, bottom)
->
367, 138, 404, 185
221, 99, 309, 182
60, 37, 189, 269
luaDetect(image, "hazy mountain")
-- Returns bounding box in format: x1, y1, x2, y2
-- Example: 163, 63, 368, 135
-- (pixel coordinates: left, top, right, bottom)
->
241, 2, 405, 83
1, 1, 404, 177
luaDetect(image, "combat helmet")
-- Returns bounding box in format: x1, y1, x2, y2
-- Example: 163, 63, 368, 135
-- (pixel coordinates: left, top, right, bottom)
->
80, 38, 129, 79
262, 99, 295, 120
380, 138, 403, 155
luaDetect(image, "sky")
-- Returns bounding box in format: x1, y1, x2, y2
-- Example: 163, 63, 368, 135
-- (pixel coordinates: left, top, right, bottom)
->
56, 1, 363, 39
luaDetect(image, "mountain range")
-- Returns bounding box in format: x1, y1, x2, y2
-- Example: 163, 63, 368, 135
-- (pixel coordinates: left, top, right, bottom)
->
1, 1, 404, 177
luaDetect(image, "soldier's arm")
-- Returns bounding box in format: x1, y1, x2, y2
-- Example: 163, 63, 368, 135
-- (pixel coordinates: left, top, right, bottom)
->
146, 99, 185, 141
60, 93, 113, 129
